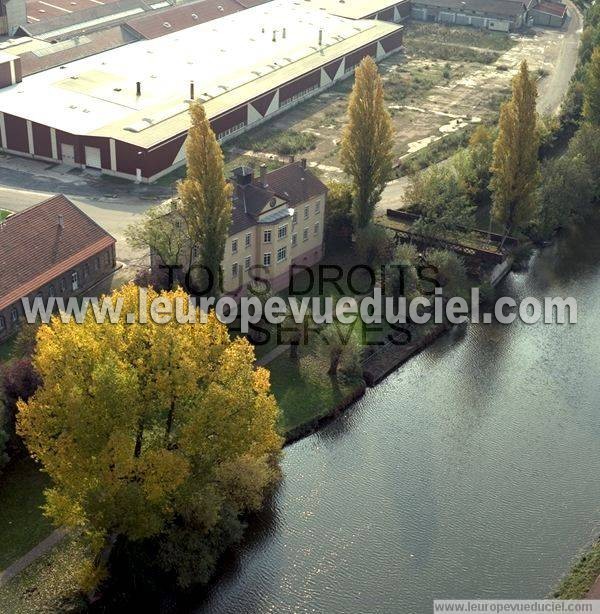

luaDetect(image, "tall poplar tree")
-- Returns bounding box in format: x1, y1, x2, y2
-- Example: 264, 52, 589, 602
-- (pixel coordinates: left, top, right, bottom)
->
490, 60, 540, 237
178, 102, 233, 297
583, 47, 600, 126
340, 56, 394, 229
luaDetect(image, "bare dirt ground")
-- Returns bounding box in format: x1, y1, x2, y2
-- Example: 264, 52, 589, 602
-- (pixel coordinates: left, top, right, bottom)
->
224, 16, 581, 185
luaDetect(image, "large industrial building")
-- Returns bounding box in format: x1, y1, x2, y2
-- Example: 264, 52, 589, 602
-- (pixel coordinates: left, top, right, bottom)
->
0, 0, 403, 182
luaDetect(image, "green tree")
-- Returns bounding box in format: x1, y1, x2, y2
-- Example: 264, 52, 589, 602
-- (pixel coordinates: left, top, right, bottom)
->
385, 243, 420, 301
341, 56, 394, 229
568, 123, 600, 198
318, 322, 362, 379
535, 154, 594, 239
126, 201, 188, 288
423, 249, 469, 300
324, 180, 354, 248
17, 285, 281, 587
583, 47, 600, 125
178, 102, 233, 297
355, 223, 394, 268
490, 60, 540, 238
407, 165, 475, 239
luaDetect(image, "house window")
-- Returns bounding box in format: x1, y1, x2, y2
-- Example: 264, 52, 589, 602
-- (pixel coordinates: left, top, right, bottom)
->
245, 233, 251, 248
315, 200, 321, 214
292, 211, 298, 226
0, 316, 4, 331
277, 246, 287, 262
314, 222, 320, 236
244, 255, 251, 270
10, 307, 18, 323
71, 271, 79, 291
263, 252, 271, 266
303, 228, 309, 242
304, 205, 309, 220
232, 239, 238, 254
232, 262, 239, 278
59, 278, 66, 293
264, 229, 272, 243
278, 224, 288, 239
292, 233, 297, 247
83, 263, 89, 279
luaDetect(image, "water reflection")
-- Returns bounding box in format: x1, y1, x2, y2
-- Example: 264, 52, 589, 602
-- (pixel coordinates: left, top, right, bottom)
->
196, 218, 600, 614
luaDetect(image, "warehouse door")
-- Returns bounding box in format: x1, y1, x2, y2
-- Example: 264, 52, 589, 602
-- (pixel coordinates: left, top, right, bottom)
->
85, 146, 102, 169
60, 143, 75, 165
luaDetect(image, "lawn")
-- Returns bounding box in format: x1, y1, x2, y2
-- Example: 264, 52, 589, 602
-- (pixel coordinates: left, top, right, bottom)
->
0, 535, 87, 614
269, 349, 363, 434
0, 457, 53, 570
553, 539, 600, 599
0, 336, 15, 363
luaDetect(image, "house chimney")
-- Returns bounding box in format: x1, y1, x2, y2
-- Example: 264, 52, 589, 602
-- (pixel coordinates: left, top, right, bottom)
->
282, 27, 286, 39
58, 214, 64, 228
318, 29, 323, 46
272, 30, 276, 42
136, 81, 141, 97
301, 157, 307, 170
260, 163, 267, 186
190, 81, 195, 100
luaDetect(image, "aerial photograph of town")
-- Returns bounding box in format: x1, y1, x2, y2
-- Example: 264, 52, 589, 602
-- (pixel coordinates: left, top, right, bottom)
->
0, 0, 598, 610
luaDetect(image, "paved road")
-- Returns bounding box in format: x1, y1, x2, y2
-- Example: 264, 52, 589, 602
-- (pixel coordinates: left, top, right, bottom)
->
0, 158, 172, 265
538, 0, 583, 115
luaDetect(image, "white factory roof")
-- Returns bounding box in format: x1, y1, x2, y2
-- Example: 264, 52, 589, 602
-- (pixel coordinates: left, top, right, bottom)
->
0, 0, 401, 148
297, 0, 408, 20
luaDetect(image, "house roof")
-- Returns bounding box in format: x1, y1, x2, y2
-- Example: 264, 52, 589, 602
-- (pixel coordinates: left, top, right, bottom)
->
229, 161, 327, 234
0, 194, 116, 311
296, 0, 409, 20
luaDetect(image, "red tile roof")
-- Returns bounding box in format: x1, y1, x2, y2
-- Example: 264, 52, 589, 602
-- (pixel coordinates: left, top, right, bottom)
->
0, 194, 115, 311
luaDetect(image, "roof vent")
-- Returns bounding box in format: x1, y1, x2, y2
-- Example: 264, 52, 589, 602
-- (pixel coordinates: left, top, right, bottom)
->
218, 4, 224, 10
191, 13, 198, 19
163, 21, 171, 28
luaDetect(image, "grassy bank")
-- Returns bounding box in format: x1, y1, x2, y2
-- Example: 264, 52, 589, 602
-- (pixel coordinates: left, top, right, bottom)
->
269, 350, 363, 434
553, 539, 600, 599
0, 536, 87, 614
0, 458, 53, 570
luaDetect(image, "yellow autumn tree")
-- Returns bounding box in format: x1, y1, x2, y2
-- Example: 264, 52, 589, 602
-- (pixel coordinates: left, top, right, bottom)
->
178, 102, 233, 297
340, 55, 394, 229
17, 284, 281, 585
490, 60, 540, 237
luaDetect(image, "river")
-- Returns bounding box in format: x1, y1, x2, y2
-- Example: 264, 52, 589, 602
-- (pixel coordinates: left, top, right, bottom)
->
196, 219, 600, 614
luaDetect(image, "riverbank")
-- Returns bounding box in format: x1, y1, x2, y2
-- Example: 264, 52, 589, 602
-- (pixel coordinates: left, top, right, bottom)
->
553, 539, 600, 599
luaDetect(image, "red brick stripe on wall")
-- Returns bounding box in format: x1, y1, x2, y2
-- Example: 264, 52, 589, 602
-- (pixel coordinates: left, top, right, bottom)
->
4, 113, 28, 153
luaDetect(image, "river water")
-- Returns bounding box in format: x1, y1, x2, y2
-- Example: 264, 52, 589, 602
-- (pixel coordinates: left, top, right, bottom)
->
197, 220, 600, 614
